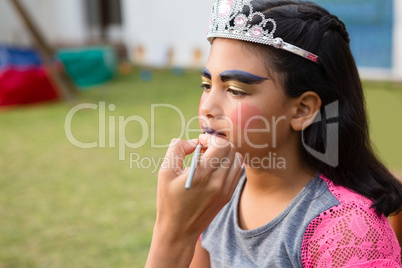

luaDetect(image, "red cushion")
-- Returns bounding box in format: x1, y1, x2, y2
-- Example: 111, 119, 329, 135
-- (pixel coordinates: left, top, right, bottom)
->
0, 67, 59, 106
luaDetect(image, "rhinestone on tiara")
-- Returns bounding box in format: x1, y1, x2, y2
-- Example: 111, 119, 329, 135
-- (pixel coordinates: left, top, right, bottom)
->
207, 0, 319, 64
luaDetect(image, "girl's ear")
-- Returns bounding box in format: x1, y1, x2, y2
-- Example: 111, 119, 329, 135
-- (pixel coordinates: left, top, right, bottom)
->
290, 91, 322, 131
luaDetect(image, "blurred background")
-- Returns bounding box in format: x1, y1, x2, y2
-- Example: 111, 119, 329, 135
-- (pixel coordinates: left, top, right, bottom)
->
0, 0, 401, 267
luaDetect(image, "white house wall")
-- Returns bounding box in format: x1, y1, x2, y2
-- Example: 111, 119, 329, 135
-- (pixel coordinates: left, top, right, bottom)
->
0, 0, 87, 46
0, 0, 42, 46
52, 0, 88, 45
121, 0, 215, 67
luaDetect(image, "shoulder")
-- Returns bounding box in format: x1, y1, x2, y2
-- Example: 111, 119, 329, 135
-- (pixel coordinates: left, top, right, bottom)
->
301, 175, 401, 268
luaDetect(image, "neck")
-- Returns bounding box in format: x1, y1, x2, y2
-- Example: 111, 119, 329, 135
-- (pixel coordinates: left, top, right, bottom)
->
243, 146, 316, 198
244, 166, 315, 196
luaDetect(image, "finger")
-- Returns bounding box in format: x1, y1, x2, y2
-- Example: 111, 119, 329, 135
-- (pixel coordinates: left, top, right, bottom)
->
167, 138, 199, 157
198, 133, 209, 154
193, 133, 232, 179
160, 138, 198, 176
209, 145, 237, 187
193, 143, 236, 190
197, 144, 234, 181
198, 133, 230, 152
200, 134, 232, 163
198, 133, 209, 148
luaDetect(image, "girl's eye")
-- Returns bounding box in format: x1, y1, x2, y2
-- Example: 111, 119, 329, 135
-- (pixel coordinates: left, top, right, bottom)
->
228, 88, 246, 96
200, 83, 211, 91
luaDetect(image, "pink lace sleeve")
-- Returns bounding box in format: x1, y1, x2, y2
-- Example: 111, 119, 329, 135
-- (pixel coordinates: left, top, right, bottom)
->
301, 175, 401, 268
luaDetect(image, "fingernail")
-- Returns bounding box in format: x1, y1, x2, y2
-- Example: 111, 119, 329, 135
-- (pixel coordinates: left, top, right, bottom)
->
198, 133, 208, 143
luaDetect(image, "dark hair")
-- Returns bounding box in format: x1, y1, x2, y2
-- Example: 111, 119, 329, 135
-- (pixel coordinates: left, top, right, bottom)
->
239, 0, 402, 216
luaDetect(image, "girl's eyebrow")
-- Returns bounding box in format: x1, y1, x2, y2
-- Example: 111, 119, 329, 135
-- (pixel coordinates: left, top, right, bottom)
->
201, 67, 212, 79
220, 70, 269, 84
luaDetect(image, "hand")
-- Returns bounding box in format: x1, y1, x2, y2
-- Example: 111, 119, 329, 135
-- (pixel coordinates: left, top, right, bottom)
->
145, 134, 243, 268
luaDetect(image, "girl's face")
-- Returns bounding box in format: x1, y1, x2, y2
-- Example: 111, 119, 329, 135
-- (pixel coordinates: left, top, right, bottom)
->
199, 38, 296, 158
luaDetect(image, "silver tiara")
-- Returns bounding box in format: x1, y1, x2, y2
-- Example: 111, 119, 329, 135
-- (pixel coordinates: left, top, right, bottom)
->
207, 0, 319, 64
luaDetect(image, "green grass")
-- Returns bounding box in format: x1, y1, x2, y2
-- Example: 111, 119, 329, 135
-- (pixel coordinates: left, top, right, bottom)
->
363, 81, 402, 170
0, 69, 401, 268
0, 68, 202, 268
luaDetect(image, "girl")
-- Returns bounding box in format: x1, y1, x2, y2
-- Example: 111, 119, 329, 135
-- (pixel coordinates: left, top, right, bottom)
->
146, 0, 402, 267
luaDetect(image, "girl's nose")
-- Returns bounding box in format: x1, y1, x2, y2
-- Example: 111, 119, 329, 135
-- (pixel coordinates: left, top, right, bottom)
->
199, 90, 224, 119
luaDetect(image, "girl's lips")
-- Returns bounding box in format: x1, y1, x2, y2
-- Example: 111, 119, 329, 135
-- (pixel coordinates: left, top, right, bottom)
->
202, 126, 227, 138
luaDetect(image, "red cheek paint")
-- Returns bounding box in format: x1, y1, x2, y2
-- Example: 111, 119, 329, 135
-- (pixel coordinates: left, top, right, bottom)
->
231, 101, 263, 129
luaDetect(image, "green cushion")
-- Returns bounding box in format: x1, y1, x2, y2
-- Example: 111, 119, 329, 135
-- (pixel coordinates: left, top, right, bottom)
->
57, 46, 117, 88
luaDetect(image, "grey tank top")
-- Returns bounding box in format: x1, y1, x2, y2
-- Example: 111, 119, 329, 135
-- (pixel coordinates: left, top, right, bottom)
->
201, 171, 339, 268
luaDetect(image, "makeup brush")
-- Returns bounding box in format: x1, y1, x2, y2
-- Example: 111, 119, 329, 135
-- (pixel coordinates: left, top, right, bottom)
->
185, 142, 203, 190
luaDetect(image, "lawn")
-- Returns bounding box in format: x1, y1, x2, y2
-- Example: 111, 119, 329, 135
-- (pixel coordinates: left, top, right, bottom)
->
0, 68, 401, 268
